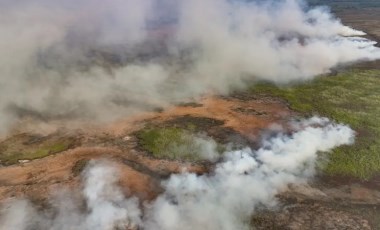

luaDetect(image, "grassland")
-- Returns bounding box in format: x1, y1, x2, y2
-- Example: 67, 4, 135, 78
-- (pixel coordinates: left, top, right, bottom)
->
251, 69, 380, 179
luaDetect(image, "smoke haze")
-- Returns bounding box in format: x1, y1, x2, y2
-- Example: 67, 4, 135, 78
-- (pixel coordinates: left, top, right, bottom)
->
0, 0, 379, 133
0, 117, 355, 230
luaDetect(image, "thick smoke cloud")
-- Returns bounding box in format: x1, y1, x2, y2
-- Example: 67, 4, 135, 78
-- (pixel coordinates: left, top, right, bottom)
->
0, 117, 355, 230
0, 0, 379, 133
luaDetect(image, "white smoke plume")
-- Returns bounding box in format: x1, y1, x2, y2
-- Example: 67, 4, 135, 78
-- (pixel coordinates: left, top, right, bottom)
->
0, 161, 142, 230
0, 117, 355, 230
0, 0, 379, 133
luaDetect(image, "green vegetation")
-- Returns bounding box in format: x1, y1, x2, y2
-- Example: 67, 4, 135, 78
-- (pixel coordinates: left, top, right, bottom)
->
0, 133, 75, 165
251, 69, 380, 179
136, 127, 218, 161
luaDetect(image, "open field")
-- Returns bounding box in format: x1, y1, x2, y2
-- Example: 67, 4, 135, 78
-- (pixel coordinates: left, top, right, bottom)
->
251, 69, 380, 179
308, 0, 380, 10
0, 2, 379, 229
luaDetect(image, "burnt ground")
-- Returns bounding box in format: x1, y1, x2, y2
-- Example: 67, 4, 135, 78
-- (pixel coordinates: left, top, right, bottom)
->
336, 8, 380, 70
251, 180, 380, 229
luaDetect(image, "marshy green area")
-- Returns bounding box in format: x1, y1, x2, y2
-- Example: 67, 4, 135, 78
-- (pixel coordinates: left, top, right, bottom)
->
251, 69, 380, 179
137, 127, 208, 161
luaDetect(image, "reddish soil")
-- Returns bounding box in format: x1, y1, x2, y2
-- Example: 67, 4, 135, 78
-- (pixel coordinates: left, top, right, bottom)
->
106, 95, 292, 136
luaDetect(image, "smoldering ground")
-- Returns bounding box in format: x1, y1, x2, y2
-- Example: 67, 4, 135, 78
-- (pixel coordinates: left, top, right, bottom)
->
0, 117, 355, 230
0, 0, 379, 133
